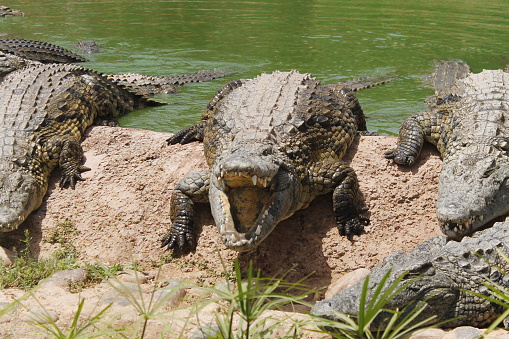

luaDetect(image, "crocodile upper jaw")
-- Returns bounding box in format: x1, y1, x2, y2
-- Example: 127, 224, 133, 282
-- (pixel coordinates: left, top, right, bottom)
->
437, 155, 509, 239
0, 171, 45, 232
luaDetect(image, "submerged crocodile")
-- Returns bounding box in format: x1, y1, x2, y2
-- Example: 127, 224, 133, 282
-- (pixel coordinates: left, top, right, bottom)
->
385, 61, 509, 239
162, 70, 388, 251
75, 41, 100, 54
0, 6, 25, 17
0, 39, 226, 232
312, 217, 509, 330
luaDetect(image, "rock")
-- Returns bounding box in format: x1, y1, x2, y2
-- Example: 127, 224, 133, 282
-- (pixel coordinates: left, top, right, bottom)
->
24, 308, 59, 324
39, 268, 88, 290
409, 328, 447, 339
152, 281, 187, 309
442, 326, 481, 339
117, 269, 154, 284
0, 247, 15, 266
324, 268, 370, 299
189, 322, 221, 339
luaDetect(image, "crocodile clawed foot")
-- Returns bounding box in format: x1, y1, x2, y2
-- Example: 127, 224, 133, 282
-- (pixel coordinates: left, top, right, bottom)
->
338, 214, 369, 238
384, 148, 416, 166
60, 165, 91, 189
160, 222, 195, 253
166, 122, 205, 145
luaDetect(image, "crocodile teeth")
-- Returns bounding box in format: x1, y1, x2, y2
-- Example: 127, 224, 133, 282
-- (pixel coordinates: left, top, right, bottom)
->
252, 175, 258, 186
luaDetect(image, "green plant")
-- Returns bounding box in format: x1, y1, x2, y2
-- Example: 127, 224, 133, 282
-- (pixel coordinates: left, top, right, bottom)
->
311, 270, 440, 339
25, 294, 118, 339
190, 259, 321, 339
467, 249, 509, 337
0, 230, 79, 289
46, 220, 80, 260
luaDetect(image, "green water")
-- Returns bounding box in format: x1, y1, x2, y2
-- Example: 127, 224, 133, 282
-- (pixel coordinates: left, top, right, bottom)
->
2, 0, 508, 135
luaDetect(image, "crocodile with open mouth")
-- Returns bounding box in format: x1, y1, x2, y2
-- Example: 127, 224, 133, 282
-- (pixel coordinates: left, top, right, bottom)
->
162, 70, 389, 251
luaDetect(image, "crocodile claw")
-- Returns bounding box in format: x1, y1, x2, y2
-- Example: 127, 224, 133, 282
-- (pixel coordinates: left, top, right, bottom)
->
166, 122, 205, 145
338, 214, 370, 237
161, 213, 195, 251
384, 148, 416, 166
60, 165, 91, 189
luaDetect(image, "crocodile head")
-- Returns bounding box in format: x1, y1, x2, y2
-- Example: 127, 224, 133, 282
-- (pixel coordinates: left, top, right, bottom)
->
312, 237, 467, 330
209, 148, 299, 251
312, 226, 507, 330
0, 170, 45, 232
437, 145, 509, 239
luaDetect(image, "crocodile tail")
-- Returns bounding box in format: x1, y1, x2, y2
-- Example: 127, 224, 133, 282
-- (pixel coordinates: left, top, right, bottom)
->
162, 69, 234, 85
327, 73, 395, 92
425, 60, 471, 93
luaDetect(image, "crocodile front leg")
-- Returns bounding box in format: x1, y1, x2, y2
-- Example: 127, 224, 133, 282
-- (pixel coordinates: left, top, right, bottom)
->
44, 135, 91, 189
161, 170, 210, 251
385, 110, 448, 166
307, 161, 369, 237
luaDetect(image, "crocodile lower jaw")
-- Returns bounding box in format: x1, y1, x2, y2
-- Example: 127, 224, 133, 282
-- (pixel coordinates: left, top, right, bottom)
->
209, 169, 296, 251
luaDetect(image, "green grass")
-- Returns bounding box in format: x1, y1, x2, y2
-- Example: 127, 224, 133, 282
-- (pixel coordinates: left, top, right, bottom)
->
0, 222, 130, 290
0, 229, 80, 289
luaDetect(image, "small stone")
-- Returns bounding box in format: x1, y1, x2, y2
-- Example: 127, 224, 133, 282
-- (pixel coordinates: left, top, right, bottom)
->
117, 269, 153, 284
39, 268, 88, 289
189, 322, 221, 339
324, 268, 370, 299
0, 247, 15, 266
152, 281, 187, 309
442, 326, 480, 339
24, 308, 59, 324
408, 327, 446, 339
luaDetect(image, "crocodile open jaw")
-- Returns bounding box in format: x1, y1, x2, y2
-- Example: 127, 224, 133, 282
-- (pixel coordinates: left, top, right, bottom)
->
209, 167, 297, 251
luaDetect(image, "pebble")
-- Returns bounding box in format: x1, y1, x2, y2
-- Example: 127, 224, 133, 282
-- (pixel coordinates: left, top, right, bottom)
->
0, 247, 15, 266
152, 281, 187, 309
39, 268, 88, 289
24, 308, 59, 324
443, 326, 480, 339
117, 269, 154, 284
324, 268, 370, 299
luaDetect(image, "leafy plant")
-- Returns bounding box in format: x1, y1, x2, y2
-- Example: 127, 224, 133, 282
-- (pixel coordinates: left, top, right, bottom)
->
467, 249, 509, 337
0, 229, 79, 289
26, 297, 116, 339
190, 259, 321, 339
311, 269, 439, 339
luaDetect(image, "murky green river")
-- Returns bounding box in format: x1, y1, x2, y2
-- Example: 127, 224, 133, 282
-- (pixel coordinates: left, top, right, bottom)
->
2, 0, 508, 135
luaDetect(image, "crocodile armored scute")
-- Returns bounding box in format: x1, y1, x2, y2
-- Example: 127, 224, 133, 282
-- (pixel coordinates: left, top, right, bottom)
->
385, 61, 509, 239
162, 70, 383, 252
312, 217, 509, 330
0, 39, 88, 63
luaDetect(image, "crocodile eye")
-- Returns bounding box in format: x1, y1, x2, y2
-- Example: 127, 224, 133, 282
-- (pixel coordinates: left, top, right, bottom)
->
406, 263, 436, 278
482, 164, 499, 178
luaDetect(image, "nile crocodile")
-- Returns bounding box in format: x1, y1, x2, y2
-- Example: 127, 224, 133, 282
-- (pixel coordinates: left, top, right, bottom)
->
161, 70, 388, 251
0, 39, 227, 232
385, 61, 509, 239
312, 217, 509, 330
0, 39, 88, 63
